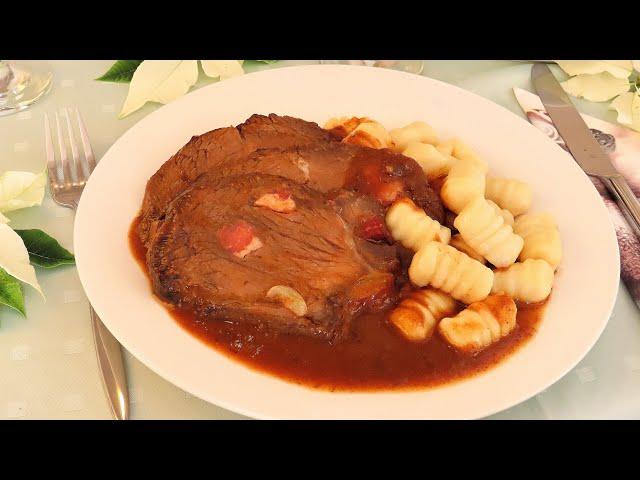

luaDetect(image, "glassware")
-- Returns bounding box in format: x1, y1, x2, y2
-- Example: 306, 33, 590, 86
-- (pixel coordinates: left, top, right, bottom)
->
0, 60, 53, 117
319, 60, 424, 75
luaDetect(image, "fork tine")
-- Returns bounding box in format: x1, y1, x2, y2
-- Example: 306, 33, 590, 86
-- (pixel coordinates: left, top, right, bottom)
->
54, 111, 68, 185
44, 114, 60, 186
75, 107, 95, 176
63, 107, 80, 184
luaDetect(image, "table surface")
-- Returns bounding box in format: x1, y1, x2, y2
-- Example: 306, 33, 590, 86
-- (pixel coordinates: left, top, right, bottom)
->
2, 60, 639, 420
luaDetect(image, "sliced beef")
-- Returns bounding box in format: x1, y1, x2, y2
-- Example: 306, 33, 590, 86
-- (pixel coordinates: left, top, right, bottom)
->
238, 113, 335, 150
138, 114, 334, 247
138, 114, 444, 250
200, 143, 444, 222
138, 114, 446, 341
148, 174, 397, 340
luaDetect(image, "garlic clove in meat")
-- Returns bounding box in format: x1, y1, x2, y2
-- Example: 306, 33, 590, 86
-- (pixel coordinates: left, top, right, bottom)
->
266, 285, 308, 317
254, 191, 296, 213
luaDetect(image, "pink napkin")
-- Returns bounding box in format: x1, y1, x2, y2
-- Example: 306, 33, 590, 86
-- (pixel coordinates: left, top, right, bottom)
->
513, 87, 640, 303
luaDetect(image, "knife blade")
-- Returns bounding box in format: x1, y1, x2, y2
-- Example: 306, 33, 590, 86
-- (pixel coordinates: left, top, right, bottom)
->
531, 63, 640, 238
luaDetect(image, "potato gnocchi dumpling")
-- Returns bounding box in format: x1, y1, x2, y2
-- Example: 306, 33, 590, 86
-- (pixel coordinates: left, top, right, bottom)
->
386, 198, 451, 251
435, 138, 455, 157
389, 121, 438, 151
323, 116, 372, 137
409, 241, 494, 304
402, 141, 456, 180
449, 234, 486, 264
438, 294, 517, 354
389, 288, 457, 341
492, 258, 554, 303
485, 177, 533, 216
487, 199, 514, 226
450, 139, 489, 173
440, 159, 486, 214
454, 197, 524, 268
513, 213, 562, 269
343, 121, 392, 149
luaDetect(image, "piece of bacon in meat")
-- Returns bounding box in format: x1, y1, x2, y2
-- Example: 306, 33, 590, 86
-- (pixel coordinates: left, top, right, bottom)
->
357, 216, 391, 243
217, 220, 263, 258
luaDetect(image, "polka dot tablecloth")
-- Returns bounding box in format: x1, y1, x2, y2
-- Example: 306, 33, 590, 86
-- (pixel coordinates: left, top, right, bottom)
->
2, 60, 640, 419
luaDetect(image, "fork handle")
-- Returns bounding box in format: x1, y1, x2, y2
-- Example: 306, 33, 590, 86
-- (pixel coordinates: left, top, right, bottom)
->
605, 175, 640, 239
90, 306, 130, 420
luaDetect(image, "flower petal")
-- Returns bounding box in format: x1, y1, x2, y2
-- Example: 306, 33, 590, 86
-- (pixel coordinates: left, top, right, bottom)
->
200, 60, 245, 80
632, 91, 640, 133
0, 170, 46, 213
610, 91, 635, 126
555, 60, 633, 79
561, 72, 630, 102
119, 60, 199, 118
0, 223, 43, 298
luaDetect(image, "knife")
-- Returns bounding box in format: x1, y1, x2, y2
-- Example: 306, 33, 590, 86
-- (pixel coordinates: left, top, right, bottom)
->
531, 63, 640, 238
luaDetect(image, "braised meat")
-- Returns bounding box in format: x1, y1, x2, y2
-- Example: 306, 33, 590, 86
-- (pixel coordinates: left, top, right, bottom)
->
139, 114, 445, 340
138, 115, 443, 249
148, 174, 398, 339
138, 114, 335, 247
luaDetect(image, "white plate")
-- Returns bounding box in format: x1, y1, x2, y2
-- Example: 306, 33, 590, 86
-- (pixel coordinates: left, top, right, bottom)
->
74, 65, 619, 419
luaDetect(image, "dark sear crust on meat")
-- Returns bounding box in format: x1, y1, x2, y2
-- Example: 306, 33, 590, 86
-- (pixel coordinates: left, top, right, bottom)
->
139, 114, 444, 340
148, 174, 398, 340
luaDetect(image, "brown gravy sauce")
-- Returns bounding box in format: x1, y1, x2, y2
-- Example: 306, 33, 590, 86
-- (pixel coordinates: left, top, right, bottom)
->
130, 216, 546, 391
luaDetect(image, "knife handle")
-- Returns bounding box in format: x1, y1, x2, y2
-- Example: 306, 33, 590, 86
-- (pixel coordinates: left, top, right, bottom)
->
90, 306, 130, 420
605, 175, 640, 239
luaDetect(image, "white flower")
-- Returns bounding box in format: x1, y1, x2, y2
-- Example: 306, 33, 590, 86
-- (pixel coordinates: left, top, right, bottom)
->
555, 60, 633, 79
0, 223, 43, 297
200, 60, 245, 80
610, 90, 640, 132
119, 60, 200, 118
561, 72, 630, 102
0, 170, 46, 213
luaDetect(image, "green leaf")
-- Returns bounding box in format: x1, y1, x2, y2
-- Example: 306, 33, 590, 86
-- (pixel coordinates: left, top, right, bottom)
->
255, 60, 277, 64
14, 229, 75, 269
0, 267, 25, 316
96, 60, 143, 83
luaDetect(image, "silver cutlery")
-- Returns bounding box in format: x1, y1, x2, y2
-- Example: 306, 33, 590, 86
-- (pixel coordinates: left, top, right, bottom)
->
44, 107, 130, 420
531, 63, 640, 238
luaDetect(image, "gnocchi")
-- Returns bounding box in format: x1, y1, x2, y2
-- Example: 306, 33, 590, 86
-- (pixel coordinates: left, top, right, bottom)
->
343, 121, 392, 149
485, 177, 532, 216
450, 139, 489, 173
323, 116, 372, 137
409, 241, 494, 304
390, 121, 438, 150
492, 258, 554, 303
440, 159, 486, 214
513, 213, 562, 269
449, 234, 485, 264
402, 141, 455, 180
438, 294, 517, 354
454, 197, 524, 268
435, 138, 455, 157
386, 198, 451, 251
487, 199, 514, 226
389, 288, 457, 341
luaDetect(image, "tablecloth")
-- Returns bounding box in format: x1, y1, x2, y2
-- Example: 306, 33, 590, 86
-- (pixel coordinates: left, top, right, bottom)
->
2, 60, 639, 419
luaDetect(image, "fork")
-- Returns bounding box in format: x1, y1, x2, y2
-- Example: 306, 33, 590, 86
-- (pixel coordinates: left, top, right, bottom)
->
45, 107, 130, 420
